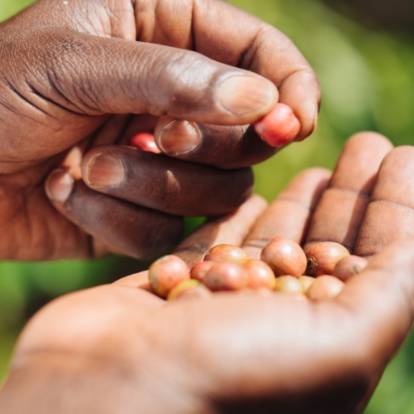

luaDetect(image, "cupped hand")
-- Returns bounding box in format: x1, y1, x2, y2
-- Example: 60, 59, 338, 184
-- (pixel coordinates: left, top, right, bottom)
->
0, 0, 319, 261
3, 133, 411, 414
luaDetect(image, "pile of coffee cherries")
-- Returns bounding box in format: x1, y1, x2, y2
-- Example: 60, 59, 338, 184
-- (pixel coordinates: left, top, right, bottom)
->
148, 237, 368, 302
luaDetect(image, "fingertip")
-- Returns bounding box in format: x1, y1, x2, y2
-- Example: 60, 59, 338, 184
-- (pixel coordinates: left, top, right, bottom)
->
156, 118, 202, 156
45, 169, 74, 204
215, 73, 278, 124
278, 69, 321, 141
346, 131, 393, 150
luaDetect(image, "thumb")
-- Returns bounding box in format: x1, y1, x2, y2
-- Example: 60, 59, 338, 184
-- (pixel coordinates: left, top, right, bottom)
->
45, 30, 278, 125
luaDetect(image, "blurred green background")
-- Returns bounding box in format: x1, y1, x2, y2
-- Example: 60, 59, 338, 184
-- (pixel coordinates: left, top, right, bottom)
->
1, 0, 414, 412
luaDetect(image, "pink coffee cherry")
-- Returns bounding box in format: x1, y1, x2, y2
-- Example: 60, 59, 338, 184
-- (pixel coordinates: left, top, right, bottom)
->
167, 280, 211, 301
254, 103, 301, 147
149, 255, 190, 298
261, 237, 307, 277
333, 255, 368, 282
190, 261, 214, 283
204, 244, 248, 265
305, 242, 350, 277
274, 275, 303, 294
307, 276, 345, 301
129, 132, 161, 154
298, 276, 315, 293
244, 259, 276, 290
204, 262, 249, 292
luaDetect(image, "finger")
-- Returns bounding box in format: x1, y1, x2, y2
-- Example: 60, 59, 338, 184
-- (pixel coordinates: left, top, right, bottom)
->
242, 168, 331, 259
40, 31, 277, 125
174, 195, 268, 268
169, 0, 320, 139
304, 132, 393, 252
82, 146, 254, 216
355, 146, 414, 257
154, 118, 278, 169
45, 170, 183, 260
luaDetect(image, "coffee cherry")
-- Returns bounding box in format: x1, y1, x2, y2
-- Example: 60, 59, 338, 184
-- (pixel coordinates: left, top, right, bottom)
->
190, 261, 214, 283
244, 260, 276, 290
305, 242, 349, 277
274, 276, 303, 294
129, 132, 161, 154
298, 276, 315, 293
333, 255, 368, 282
204, 262, 249, 291
204, 244, 248, 265
254, 103, 301, 147
261, 237, 307, 277
167, 280, 211, 301
148, 255, 190, 298
306, 276, 344, 301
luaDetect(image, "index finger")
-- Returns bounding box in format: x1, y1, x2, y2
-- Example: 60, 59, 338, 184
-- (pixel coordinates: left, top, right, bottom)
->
140, 0, 320, 139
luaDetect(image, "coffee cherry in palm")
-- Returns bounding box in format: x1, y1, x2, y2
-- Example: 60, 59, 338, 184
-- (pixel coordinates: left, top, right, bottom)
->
333, 255, 368, 281
305, 242, 350, 277
261, 237, 307, 277
204, 244, 248, 265
149, 255, 190, 298
307, 276, 345, 301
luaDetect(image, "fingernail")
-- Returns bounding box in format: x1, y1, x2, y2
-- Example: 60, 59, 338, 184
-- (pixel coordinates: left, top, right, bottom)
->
45, 169, 74, 202
85, 152, 125, 188
216, 75, 276, 116
158, 120, 202, 155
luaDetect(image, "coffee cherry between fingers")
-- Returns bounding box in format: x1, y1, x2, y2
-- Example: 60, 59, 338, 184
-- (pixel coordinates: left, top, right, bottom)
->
254, 103, 301, 147
129, 132, 161, 154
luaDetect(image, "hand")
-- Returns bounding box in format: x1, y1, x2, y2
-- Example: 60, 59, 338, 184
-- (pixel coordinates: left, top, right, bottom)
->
0, 0, 319, 261
4, 132, 409, 414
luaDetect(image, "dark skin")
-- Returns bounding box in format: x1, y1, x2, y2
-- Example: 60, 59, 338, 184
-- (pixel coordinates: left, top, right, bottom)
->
1, 132, 414, 413
0, 0, 320, 261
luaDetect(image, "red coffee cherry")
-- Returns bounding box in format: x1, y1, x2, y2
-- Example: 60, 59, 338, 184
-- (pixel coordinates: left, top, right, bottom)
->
204, 244, 248, 265
298, 276, 315, 293
305, 242, 350, 277
261, 237, 307, 277
167, 280, 211, 301
274, 276, 303, 294
204, 262, 249, 291
306, 276, 345, 301
254, 103, 301, 147
191, 261, 214, 283
148, 255, 190, 298
129, 132, 161, 154
244, 260, 276, 290
333, 255, 368, 282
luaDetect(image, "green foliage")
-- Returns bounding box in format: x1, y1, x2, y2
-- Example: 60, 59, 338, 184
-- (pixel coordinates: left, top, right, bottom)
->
1, 0, 414, 411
